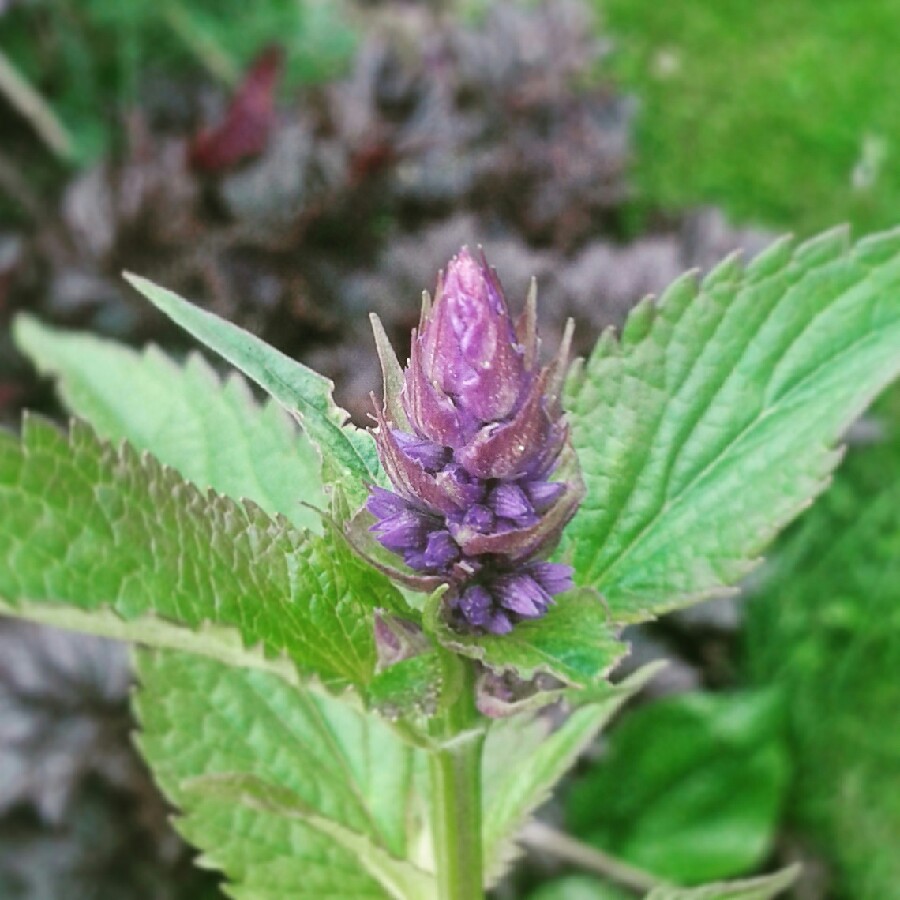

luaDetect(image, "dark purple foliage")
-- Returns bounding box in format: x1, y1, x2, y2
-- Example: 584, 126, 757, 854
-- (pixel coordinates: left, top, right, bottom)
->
368, 248, 580, 634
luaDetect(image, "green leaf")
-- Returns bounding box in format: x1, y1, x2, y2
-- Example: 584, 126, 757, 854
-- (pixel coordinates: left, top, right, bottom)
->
565, 691, 790, 885
134, 649, 433, 899
522, 859, 798, 900
0, 416, 406, 689
187, 774, 435, 900
14, 315, 323, 529
482, 664, 662, 884
528, 875, 632, 900
564, 227, 900, 620
745, 389, 900, 898
124, 273, 380, 502
644, 866, 800, 900
367, 653, 445, 720
423, 587, 628, 687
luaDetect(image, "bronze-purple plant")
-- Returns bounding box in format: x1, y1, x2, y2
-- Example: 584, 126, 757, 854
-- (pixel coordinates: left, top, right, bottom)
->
368, 248, 583, 634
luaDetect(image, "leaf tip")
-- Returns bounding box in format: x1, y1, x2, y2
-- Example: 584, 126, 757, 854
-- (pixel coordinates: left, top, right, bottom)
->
121, 270, 144, 288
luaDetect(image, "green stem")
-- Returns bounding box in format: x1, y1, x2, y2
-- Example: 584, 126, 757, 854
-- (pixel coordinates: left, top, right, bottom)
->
428, 658, 485, 900
519, 821, 662, 895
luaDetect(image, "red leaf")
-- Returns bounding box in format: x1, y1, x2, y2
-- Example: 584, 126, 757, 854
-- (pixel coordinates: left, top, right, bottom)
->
189, 46, 284, 173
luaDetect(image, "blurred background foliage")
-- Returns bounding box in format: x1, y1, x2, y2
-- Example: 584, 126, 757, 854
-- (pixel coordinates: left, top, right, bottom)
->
598, 0, 900, 236
745, 392, 900, 900
563, 691, 790, 886
1, 0, 356, 163
1, 1, 899, 898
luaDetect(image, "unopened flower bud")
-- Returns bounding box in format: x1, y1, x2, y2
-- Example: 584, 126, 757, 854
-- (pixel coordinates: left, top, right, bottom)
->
368, 247, 583, 634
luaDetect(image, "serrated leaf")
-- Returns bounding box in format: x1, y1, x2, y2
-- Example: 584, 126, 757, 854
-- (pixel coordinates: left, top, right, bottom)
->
14, 315, 324, 529
0, 417, 406, 689
564, 227, 900, 620
645, 865, 800, 900
423, 587, 628, 687
184, 774, 434, 899
482, 664, 661, 884
124, 274, 380, 502
134, 649, 433, 899
565, 691, 790, 885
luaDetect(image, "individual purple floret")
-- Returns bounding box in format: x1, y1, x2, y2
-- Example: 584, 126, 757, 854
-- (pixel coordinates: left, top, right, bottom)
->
367, 247, 583, 634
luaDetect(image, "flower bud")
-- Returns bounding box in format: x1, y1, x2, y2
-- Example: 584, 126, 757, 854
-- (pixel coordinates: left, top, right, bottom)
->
368, 247, 583, 635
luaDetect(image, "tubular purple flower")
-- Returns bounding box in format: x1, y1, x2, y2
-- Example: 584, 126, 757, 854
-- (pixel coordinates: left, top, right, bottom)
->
366, 247, 584, 634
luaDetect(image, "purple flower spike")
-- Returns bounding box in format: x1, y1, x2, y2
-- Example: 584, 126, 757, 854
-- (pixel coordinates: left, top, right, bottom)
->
459, 585, 493, 627
368, 247, 584, 634
366, 485, 408, 520
392, 429, 450, 472
371, 508, 431, 553
526, 480, 566, 512
417, 249, 527, 425
529, 561, 574, 596
461, 504, 495, 534
493, 573, 552, 617
488, 483, 533, 520
424, 530, 460, 568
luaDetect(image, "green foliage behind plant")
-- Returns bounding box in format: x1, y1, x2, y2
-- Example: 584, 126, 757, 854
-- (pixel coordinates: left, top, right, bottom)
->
564, 691, 790, 886
745, 392, 900, 899
530, 870, 801, 900
2, 0, 356, 163
599, 0, 900, 235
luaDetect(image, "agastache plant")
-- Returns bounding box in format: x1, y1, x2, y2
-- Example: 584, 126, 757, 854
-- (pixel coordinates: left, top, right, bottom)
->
368, 248, 579, 635
3, 226, 900, 899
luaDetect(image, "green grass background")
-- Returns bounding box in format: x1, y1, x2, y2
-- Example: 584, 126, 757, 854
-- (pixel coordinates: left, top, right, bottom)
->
599, 0, 900, 235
